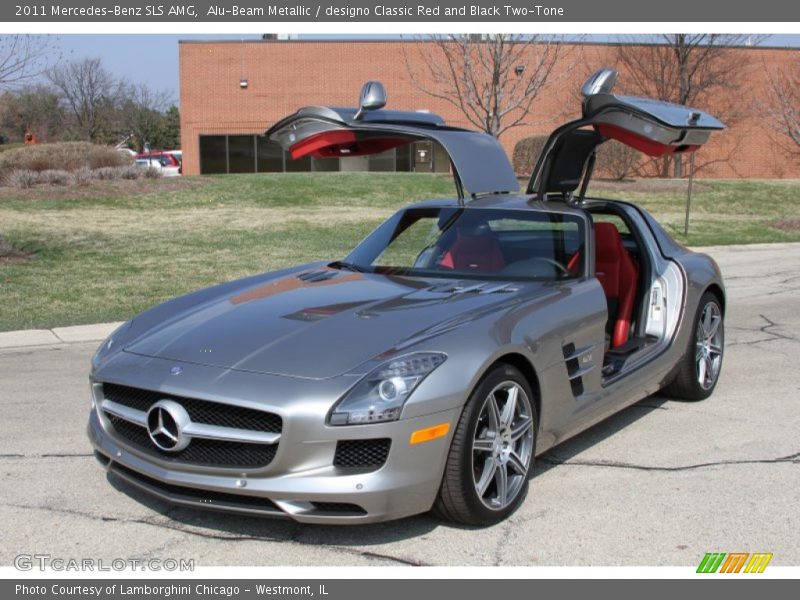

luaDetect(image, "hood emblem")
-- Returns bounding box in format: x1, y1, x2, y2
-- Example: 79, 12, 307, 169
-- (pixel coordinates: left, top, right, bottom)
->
146, 400, 191, 452
169, 366, 183, 375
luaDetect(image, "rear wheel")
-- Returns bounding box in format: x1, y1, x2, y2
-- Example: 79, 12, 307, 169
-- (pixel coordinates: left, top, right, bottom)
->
663, 291, 724, 400
434, 364, 536, 525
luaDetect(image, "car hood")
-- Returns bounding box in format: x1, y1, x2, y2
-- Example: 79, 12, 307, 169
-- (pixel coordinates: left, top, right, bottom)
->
124, 268, 540, 379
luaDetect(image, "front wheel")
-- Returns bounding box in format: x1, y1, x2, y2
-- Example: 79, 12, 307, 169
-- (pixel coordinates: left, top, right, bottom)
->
663, 291, 724, 400
433, 364, 537, 526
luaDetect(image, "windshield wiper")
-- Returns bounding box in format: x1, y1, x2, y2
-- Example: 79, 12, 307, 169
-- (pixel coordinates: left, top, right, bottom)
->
329, 260, 367, 273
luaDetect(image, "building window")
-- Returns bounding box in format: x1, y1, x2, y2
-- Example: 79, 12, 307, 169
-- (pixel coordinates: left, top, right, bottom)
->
369, 148, 396, 172
312, 157, 339, 172
228, 136, 256, 173
396, 144, 412, 172
285, 153, 312, 172
257, 136, 284, 172
199, 135, 448, 175
199, 136, 227, 174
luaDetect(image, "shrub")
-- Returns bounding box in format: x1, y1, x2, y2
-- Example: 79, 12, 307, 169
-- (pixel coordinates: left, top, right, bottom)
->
0, 142, 133, 177
39, 170, 71, 186
120, 165, 145, 180
512, 135, 549, 177
595, 140, 641, 181
70, 167, 94, 186
5, 170, 39, 188
92, 166, 118, 181
1, 164, 160, 187
142, 166, 162, 179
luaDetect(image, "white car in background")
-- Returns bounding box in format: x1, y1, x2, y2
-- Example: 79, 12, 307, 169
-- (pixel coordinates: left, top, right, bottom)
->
135, 151, 182, 177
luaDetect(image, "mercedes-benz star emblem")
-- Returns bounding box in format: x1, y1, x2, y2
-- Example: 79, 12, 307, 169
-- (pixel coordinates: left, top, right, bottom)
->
146, 400, 191, 452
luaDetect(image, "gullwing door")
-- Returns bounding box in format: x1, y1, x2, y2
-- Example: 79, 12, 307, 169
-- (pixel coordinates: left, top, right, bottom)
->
528, 68, 725, 199
265, 82, 520, 199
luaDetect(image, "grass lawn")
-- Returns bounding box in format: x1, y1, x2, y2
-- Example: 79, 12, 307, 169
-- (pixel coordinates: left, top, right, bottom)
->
1, 173, 798, 332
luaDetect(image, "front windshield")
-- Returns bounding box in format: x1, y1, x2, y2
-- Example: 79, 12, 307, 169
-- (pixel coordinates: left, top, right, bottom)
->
341, 207, 585, 281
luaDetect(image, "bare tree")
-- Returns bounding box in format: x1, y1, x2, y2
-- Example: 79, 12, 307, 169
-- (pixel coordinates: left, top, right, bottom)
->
403, 35, 564, 138
45, 58, 121, 141
0, 84, 64, 141
615, 34, 757, 177
117, 82, 174, 151
0, 35, 60, 90
764, 57, 800, 157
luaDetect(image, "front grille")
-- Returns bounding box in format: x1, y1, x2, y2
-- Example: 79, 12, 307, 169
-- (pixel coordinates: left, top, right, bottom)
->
333, 439, 391, 470
106, 416, 277, 469
101, 383, 281, 470
110, 462, 282, 513
103, 383, 281, 433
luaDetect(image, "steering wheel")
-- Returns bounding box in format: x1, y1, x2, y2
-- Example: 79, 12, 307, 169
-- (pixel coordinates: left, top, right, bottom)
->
526, 257, 571, 277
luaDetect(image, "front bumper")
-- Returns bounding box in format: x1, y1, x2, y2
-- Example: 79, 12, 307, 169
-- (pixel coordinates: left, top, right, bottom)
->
88, 394, 458, 524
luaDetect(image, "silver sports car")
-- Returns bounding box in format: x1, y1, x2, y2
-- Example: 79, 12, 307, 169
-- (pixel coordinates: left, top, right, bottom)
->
88, 69, 726, 525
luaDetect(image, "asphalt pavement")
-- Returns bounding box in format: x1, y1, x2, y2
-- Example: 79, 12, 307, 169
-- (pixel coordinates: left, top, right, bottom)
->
1, 243, 798, 567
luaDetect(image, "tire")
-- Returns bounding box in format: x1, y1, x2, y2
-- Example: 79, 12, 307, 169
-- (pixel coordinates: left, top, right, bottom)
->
433, 364, 537, 526
662, 291, 724, 401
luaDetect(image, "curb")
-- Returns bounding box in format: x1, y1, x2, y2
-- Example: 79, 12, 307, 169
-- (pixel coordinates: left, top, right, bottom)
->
0, 322, 124, 350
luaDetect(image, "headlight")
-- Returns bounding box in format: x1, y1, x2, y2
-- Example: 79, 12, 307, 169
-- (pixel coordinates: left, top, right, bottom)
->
329, 352, 446, 425
91, 321, 132, 371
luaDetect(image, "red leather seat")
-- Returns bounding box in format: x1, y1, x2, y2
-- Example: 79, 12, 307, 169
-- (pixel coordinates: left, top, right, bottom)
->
594, 222, 638, 348
439, 231, 505, 272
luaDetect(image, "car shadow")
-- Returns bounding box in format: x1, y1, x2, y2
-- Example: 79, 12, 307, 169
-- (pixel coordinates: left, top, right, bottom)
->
107, 393, 670, 546
533, 393, 670, 476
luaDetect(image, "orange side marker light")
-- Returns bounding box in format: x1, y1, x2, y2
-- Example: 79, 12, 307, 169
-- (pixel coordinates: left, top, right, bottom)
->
409, 422, 450, 445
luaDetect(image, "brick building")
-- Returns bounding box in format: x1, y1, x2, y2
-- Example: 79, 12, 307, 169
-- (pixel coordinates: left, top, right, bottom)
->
178, 39, 800, 178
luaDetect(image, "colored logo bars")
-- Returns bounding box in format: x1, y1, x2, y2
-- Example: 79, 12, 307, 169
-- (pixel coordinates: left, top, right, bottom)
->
697, 552, 773, 573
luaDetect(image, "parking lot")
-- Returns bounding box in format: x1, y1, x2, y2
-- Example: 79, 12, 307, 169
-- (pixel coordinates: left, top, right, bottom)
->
1, 242, 798, 567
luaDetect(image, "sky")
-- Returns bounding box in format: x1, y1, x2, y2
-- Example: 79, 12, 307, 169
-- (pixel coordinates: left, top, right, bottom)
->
50, 34, 800, 103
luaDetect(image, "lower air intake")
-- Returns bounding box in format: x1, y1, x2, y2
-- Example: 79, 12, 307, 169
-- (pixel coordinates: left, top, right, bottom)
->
333, 439, 391, 470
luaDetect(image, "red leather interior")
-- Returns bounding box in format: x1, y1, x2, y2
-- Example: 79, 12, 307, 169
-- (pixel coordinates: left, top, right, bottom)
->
289, 130, 412, 159
594, 222, 638, 348
440, 232, 505, 272
595, 123, 700, 157
567, 249, 582, 275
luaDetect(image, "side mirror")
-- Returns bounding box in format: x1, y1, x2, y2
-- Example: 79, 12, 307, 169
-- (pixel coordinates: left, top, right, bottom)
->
581, 68, 618, 98
354, 81, 387, 120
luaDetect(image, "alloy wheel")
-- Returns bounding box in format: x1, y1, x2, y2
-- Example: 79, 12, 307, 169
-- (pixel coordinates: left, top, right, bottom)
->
471, 381, 534, 511
695, 302, 724, 390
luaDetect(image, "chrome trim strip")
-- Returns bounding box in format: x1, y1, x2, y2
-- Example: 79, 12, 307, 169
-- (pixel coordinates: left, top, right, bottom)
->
481, 283, 515, 294
453, 282, 487, 294
564, 345, 595, 361
182, 422, 280, 445
101, 399, 147, 426
100, 399, 281, 445
568, 364, 596, 380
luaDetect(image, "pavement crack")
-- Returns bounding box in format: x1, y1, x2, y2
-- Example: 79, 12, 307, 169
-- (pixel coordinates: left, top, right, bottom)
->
541, 451, 800, 472
358, 551, 423, 566
729, 314, 799, 346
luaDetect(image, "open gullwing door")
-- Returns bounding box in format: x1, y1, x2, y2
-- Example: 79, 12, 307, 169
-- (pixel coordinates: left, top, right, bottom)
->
527, 68, 725, 199
265, 82, 519, 199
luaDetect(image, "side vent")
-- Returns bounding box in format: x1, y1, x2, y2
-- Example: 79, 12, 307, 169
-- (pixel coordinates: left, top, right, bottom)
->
429, 282, 519, 295
297, 270, 339, 283
562, 342, 595, 397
